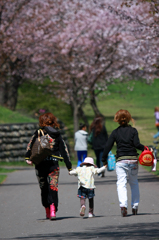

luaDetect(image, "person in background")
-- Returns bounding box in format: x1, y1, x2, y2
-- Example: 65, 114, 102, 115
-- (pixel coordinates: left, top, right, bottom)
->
25, 112, 72, 220
74, 123, 88, 167
102, 109, 147, 217
153, 106, 159, 138
90, 116, 108, 177
69, 157, 107, 218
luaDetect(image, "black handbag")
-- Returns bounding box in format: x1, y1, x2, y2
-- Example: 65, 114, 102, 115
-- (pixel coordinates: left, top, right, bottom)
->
30, 129, 54, 165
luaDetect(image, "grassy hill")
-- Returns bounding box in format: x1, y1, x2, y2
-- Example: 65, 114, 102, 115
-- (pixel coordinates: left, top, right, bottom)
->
16, 80, 72, 127
0, 105, 37, 124
84, 80, 159, 147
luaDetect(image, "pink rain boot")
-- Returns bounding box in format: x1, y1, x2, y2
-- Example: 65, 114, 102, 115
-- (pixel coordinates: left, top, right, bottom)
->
45, 207, 50, 219
50, 203, 56, 220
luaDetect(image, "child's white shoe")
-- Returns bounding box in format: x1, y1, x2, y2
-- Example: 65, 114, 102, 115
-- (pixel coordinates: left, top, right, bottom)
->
88, 213, 95, 218
80, 205, 86, 216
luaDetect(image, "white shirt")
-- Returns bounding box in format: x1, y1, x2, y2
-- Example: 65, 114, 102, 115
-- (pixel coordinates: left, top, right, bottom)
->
154, 112, 159, 123
74, 130, 88, 151
69, 165, 105, 189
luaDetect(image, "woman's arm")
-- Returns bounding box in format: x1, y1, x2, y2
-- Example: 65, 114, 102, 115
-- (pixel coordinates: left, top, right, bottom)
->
133, 129, 145, 151
101, 131, 115, 164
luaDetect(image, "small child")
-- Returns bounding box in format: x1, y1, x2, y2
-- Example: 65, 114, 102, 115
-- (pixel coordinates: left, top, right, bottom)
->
69, 157, 107, 218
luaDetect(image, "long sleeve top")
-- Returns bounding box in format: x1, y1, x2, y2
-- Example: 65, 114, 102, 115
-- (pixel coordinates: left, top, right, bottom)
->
25, 126, 72, 170
69, 165, 105, 189
154, 111, 159, 124
102, 125, 145, 164
92, 125, 108, 150
74, 130, 88, 151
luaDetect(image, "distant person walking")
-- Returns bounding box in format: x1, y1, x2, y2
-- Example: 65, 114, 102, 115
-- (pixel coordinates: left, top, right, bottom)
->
153, 106, 159, 138
69, 157, 106, 218
74, 123, 88, 167
90, 116, 108, 177
102, 109, 147, 217
25, 112, 72, 220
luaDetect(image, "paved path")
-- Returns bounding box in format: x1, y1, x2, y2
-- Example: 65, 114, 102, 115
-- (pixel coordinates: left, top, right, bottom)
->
0, 165, 159, 240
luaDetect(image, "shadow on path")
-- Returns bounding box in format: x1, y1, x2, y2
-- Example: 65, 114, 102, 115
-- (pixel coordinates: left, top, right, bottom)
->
8, 222, 159, 240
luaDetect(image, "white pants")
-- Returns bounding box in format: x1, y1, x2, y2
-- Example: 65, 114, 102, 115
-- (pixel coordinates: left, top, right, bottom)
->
116, 161, 139, 209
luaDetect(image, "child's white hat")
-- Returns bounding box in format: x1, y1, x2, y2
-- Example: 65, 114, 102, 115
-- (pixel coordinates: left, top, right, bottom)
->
80, 157, 96, 167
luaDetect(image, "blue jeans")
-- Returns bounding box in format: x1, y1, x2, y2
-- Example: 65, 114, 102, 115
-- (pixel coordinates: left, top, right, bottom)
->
77, 186, 95, 199
116, 161, 139, 209
153, 131, 159, 138
77, 150, 87, 167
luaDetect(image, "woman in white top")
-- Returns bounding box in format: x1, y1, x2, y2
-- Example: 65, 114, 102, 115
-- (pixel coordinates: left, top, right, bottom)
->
74, 123, 88, 167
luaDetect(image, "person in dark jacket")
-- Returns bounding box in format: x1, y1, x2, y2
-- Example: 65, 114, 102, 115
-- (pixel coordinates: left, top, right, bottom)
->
102, 109, 146, 217
25, 112, 72, 220
90, 116, 108, 177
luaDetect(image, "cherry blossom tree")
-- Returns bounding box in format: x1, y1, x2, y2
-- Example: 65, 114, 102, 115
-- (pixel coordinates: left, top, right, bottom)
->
42, 0, 157, 131
0, 0, 158, 132
0, 0, 32, 109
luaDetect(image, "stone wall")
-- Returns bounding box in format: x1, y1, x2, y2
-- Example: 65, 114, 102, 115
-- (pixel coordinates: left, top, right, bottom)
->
0, 121, 69, 162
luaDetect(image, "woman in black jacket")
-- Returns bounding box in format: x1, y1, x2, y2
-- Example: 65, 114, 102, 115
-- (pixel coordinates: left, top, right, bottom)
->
102, 109, 146, 217
25, 112, 72, 220
90, 116, 108, 177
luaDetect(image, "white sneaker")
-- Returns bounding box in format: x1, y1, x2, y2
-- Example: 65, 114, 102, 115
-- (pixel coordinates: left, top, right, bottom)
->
88, 213, 95, 218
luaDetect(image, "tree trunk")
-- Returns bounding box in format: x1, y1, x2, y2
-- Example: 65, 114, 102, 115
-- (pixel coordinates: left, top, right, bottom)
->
90, 90, 104, 118
0, 80, 6, 106
78, 106, 89, 131
0, 75, 21, 111
72, 101, 79, 133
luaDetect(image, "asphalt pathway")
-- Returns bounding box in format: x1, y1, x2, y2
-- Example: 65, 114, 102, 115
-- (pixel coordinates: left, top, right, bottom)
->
0, 164, 159, 240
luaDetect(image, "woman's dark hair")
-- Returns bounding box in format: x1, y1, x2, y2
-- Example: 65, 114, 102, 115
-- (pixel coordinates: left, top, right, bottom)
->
39, 112, 60, 128
79, 123, 86, 130
90, 116, 104, 136
114, 109, 134, 126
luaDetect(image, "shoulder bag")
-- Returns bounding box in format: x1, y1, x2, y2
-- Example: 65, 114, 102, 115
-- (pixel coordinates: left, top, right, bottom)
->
30, 129, 54, 165
139, 146, 154, 166
107, 151, 116, 171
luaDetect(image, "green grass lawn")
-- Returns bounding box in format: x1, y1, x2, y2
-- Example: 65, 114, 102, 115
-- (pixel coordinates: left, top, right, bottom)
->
0, 168, 15, 184
0, 106, 37, 124
0, 175, 7, 184
84, 80, 159, 146
0, 168, 15, 173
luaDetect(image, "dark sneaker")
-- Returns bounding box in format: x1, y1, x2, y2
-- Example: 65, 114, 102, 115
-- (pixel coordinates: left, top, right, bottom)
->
121, 207, 127, 217
101, 172, 105, 177
132, 208, 138, 215
80, 205, 86, 216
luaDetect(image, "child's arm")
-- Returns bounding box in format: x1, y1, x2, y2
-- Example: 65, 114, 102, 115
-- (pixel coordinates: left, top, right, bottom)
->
93, 165, 107, 175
